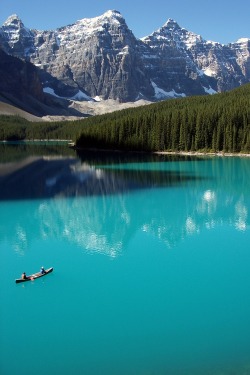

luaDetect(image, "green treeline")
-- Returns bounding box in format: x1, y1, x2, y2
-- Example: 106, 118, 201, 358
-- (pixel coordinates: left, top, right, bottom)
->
0, 83, 250, 153
76, 84, 250, 153
0, 115, 83, 142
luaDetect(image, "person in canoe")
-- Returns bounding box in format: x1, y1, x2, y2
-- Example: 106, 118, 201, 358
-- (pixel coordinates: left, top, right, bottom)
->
21, 272, 28, 280
40, 266, 46, 275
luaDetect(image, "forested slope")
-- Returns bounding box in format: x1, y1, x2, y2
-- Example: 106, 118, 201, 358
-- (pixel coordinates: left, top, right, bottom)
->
0, 83, 250, 153
76, 84, 250, 153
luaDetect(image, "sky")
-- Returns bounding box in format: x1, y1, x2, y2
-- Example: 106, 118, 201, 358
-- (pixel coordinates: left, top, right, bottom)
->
1, 0, 249, 44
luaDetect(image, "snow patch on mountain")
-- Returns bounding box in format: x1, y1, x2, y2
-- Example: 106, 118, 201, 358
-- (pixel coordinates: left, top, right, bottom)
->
94, 96, 102, 102
71, 91, 93, 101
203, 67, 217, 77
152, 81, 186, 99
43, 87, 92, 101
203, 86, 217, 94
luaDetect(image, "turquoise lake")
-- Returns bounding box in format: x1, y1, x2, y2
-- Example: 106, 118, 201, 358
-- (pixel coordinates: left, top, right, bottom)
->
0, 143, 250, 375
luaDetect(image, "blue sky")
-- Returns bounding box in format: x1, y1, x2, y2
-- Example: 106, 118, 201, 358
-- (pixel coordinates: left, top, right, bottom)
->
1, 0, 249, 44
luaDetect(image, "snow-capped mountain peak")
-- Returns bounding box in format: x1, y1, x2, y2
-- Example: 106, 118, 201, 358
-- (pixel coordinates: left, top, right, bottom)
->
0, 10, 249, 103
56, 9, 130, 46
98, 9, 123, 22
3, 14, 23, 27
2, 14, 34, 55
72, 9, 126, 32
162, 18, 181, 30
235, 37, 249, 46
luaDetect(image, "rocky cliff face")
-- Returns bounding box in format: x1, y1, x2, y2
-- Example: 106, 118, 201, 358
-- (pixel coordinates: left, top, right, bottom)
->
0, 48, 44, 104
1, 11, 249, 102
141, 19, 250, 95
0, 48, 90, 117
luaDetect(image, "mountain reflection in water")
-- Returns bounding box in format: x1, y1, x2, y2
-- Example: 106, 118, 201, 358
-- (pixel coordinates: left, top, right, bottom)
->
0, 152, 249, 257
0, 154, 205, 200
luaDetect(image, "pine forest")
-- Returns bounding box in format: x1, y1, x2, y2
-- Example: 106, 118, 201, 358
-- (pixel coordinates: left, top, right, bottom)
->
0, 83, 250, 154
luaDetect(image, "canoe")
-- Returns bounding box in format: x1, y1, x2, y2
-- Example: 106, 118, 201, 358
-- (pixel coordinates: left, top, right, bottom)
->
15, 267, 53, 283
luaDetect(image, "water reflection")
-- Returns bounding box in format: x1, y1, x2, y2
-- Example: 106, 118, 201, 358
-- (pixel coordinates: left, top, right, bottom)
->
0, 151, 249, 257
0, 155, 205, 200
0, 141, 76, 163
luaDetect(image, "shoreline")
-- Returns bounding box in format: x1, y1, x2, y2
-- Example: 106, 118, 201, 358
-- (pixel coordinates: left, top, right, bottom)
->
1, 140, 249, 157
155, 151, 250, 158
74, 146, 250, 157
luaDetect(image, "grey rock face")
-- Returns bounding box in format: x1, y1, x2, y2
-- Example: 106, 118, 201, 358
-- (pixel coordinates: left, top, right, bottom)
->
141, 19, 250, 95
1, 11, 249, 102
0, 48, 44, 102
0, 47, 89, 117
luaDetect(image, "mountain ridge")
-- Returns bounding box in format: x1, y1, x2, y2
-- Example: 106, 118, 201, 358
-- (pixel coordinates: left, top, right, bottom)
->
0, 10, 250, 104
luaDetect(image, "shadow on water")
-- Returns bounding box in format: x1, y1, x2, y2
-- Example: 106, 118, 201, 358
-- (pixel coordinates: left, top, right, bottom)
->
0, 151, 208, 200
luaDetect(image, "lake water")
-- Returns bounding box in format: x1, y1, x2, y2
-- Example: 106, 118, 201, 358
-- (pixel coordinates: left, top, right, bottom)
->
0, 143, 250, 375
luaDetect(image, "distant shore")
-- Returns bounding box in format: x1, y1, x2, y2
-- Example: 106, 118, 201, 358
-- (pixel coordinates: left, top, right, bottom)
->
74, 146, 250, 157
155, 151, 250, 157
2, 139, 248, 157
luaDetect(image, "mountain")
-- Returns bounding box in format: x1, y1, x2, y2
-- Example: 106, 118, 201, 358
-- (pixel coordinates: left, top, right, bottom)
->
0, 47, 43, 99
0, 47, 47, 115
0, 11, 250, 103
0, 47, 93, 118
141, 19, 250, 95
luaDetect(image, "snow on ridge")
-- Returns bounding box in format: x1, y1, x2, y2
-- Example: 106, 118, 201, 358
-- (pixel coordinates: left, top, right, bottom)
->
141, 19, 204, 51
102, 10, 123, 21
206, 40, 220, 46
57, 9, 125, 43
3, 14, 21, 26
236, 38, 249, 44
75, 9, 123, 30
162, 18, 180, 29
2, 10, 124, 37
